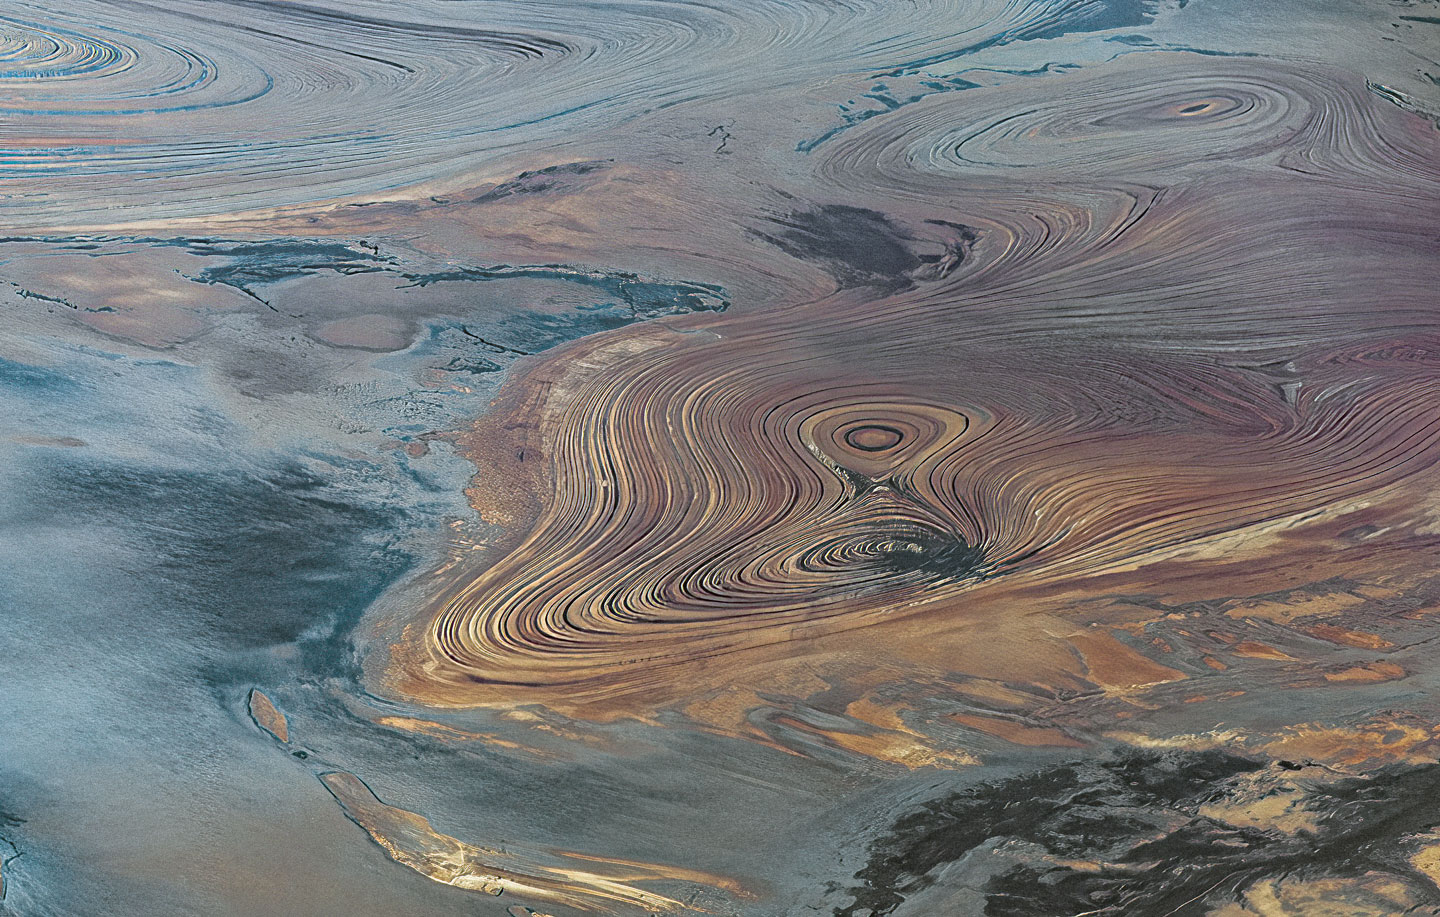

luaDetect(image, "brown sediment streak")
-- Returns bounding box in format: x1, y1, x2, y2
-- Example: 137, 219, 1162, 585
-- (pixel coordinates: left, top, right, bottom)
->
403, 54, 1440, 711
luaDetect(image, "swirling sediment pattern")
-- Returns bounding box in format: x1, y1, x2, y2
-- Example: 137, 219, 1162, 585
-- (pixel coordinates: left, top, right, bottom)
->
2, 0, 1079, 227
417, 53, 1440, 706
9, 0, 1440, 911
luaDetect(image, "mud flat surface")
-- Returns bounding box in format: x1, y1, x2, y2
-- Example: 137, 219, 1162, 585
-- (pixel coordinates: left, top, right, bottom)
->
2, 1, 1440, 915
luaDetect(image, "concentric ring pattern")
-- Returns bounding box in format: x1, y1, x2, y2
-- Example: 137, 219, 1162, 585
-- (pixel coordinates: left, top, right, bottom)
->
414, 53, 1440, 706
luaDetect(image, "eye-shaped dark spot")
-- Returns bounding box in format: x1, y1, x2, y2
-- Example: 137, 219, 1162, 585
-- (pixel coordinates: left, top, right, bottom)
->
845, 424, 905, 452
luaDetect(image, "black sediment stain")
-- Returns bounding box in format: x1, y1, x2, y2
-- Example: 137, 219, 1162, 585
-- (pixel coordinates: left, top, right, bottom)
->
471, 160, 612, 204
837, 751, 1440, 916
757, 205, 922, 292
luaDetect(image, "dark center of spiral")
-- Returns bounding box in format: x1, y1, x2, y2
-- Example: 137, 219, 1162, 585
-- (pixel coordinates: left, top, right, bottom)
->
844, 423, 905, 452
874, 523, 985, 579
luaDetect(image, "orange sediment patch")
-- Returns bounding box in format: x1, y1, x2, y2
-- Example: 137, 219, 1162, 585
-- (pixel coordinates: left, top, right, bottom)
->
1324, 661, 1407, 684
246, 689, 288, 744
1068, 630, 1185, 690
1307, 623, 1395, 650
1231, 642, 1295, 661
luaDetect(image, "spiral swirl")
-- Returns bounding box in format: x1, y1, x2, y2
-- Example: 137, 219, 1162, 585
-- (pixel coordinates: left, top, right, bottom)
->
0, 0, 1069, 227
403, 50, 1440, 708
425, 337, 1440, 700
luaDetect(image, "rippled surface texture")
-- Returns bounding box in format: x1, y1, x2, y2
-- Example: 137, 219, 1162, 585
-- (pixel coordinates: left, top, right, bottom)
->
3, 1, 1440, 915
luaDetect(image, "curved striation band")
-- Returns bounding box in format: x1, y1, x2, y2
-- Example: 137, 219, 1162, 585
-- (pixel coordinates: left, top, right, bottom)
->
406, 53, 1440, 709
